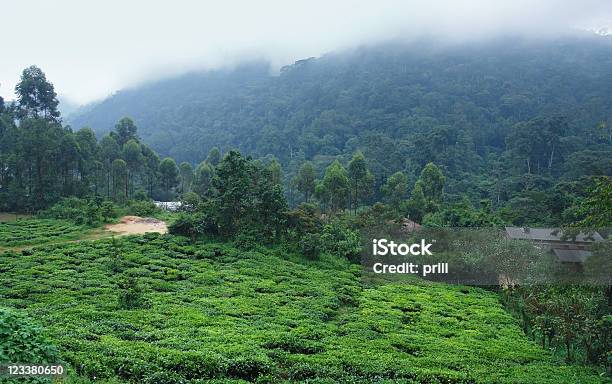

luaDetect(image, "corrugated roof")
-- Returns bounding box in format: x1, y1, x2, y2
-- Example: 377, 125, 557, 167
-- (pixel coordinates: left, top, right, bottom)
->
552, 248, 592, 263
505, 227, 603, 242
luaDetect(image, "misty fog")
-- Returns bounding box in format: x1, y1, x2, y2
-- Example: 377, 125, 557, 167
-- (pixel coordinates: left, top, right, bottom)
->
1, 0, 610, 104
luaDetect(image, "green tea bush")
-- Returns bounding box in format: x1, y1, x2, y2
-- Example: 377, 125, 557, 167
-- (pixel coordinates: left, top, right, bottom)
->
0, 218, 85, 247
0, 235, 606, 383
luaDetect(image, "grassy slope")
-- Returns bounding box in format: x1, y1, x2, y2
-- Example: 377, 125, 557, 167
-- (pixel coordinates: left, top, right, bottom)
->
0, 234, 605, 383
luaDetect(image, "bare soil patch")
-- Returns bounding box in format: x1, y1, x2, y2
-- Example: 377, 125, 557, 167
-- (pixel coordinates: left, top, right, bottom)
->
105, 216, 168, 236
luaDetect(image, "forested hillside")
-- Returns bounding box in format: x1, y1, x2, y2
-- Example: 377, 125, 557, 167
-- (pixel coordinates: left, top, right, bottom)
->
70, 37, 612, 205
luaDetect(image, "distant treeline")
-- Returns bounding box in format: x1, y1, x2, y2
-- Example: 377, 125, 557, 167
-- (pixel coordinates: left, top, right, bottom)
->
0, 67, 184, 211
67, 38, 612, 223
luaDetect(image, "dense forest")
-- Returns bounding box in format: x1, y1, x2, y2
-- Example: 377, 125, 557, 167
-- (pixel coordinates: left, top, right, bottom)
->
68, 36, 612, 224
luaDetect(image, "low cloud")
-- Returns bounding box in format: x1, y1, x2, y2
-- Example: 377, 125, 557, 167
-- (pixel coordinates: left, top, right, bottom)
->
1, 0, 610, 104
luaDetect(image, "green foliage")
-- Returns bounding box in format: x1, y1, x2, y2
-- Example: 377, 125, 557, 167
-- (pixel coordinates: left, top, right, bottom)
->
168, 211, 218, 240
296, 161, 316, 202
179, 161, 194, 194
193, 161, 214, 198
266, 159, 283, 186
503, 284, 611, 367
117, 277, 149, 310
0, 219, 86, 247
1, 84, 173, 210
159, 157, 179, 199
286, 203, 323, 238
0, 235, 604, 382
422, 198, 504, 227
112, 158, 128, 202
179, 191, 202, 213
418, 162, 445, 205
382, 171, 408, 208
112, 117, 139, 146
320, 222, 362, 262
211, 151, 287, 240
299, 232, 322, 260
206, 147, 221, 167
0, 307, 59, 364
402, 181, 426, 222
15, 65, 60, 121
322, 160, 349, 213
347, 151, 374, 212
101, 201, 118, 222
169, 213, 203, 240
43, 197, 117, 226
126, 199, 159, 217
575, 176, 612, 227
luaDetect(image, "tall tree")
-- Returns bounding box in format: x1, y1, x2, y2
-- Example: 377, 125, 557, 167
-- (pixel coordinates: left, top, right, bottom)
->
111, 159, 128, 202
141, 144, 160, 197
122, 139, 143, 199
98, 135, 120, 198
404, 182, 426, 222
75, 128, 98, 192
159, 157, 179, 200
179, 162, 194, 194
418, 162, 445, 204
348, 151, 374, 213
193, 161, 213, 198
112, 117, 139, 147
296, 161, 316, 202
15, 66, 60, 121
322, 160, 349, 213
213, 151, 251, 235
382, 171, 408, 209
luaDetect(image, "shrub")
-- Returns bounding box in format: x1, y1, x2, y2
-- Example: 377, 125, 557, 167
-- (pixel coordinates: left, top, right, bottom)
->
169, 213, 202, 241
126, 200, 159, 217
169, 212, 218, 240
179, 192, 202, 213
118, 277, 149, 309
300, 233, 322, 260
233, 230, 258, 251
43, 197, 109, 225
320, 222, 362, 262
0, 307, 59, 363
133, 189, 149, 201
287, 203, 323, 237
100, 200, 118, 221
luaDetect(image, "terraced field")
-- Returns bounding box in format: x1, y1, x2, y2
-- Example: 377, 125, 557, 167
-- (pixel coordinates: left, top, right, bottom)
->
0, 233, 605, 383
0, 219, 88, 248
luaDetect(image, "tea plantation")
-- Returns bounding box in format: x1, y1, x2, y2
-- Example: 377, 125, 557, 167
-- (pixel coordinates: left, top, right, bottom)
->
0, 219, 87, 248
0, 234, 606, 383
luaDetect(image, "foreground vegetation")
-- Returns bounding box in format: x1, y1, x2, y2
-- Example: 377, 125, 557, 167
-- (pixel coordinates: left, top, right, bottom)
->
1, 234, 606, 383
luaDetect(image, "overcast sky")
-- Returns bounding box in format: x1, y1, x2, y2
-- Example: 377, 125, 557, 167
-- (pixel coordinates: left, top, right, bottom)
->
1, 0, 611, 105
